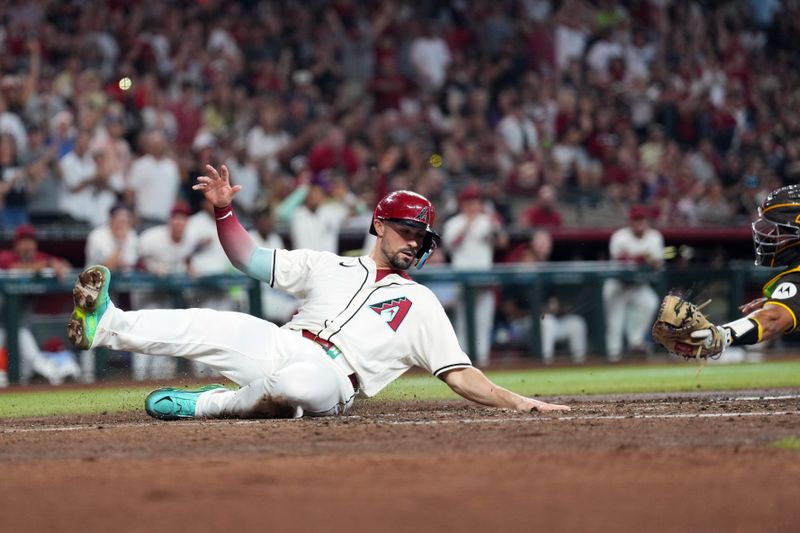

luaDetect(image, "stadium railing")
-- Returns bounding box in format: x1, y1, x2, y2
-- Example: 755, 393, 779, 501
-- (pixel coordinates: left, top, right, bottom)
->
0, 262, 776, 383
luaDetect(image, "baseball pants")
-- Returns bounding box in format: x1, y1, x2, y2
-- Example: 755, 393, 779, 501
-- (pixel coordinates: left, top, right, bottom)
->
455, 288, 495, 367
540, 313, 588, 363
93, 304, 357, 418
603, 280, 659, 360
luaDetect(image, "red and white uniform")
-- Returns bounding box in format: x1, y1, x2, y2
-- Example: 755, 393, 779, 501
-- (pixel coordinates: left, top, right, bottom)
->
603, 226, 663, 360
91, 248, 472, 417
442, 212, 498, 367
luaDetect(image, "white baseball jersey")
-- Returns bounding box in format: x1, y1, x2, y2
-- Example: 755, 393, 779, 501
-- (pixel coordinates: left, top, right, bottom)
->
442, 213, 496, 269
137, 225, 194, 275
273, 249, 472, 397
85, 225, 139, 268
609, 227, 664, 265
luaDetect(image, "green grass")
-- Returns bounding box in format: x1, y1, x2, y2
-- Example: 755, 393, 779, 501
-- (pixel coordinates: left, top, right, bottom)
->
1, 360, 799, 418
0, 387, 153, 418
770, 436, 800, 450
380, 360, 800, 400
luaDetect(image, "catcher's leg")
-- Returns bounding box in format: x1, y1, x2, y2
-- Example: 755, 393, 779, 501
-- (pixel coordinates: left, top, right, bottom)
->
195, 349, 356, 419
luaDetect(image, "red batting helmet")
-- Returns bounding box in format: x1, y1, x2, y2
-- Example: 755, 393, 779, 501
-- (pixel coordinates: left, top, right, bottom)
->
369, 190, 440, 269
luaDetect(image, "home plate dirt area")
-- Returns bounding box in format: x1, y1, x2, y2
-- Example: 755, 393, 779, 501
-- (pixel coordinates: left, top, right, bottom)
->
2, 390, 799, 533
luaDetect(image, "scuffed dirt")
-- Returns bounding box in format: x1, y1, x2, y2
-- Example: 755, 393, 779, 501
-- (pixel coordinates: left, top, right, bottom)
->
1, 390, 799, 532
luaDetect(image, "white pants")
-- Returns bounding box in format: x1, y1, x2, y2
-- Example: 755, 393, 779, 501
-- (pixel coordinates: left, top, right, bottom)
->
540, 314, 588, 363
455, 288, 496, 367
603, 280, 659, 360
130, 293, 179, 381
94, 304, 357, 418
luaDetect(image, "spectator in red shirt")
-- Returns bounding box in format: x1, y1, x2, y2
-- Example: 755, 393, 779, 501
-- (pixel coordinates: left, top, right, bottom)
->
0, 224, 70, 278
0, 224, 78, 386
368, 57, 411, 113
518, 184, 563, 228
308, 126, 360, 177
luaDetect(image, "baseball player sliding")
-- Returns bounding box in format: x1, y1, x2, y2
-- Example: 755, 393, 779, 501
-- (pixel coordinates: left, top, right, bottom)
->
67, 164, 569, 419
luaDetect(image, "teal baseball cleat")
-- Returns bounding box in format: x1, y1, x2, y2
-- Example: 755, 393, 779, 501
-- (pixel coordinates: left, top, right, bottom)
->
67, 265, 112, 350
145, 384, 227, 420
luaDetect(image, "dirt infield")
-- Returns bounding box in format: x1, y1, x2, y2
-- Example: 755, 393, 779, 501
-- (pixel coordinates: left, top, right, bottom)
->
1, 390, 799, 533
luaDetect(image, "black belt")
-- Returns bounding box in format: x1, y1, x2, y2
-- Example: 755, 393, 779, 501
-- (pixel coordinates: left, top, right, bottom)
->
302, 330, 358, 391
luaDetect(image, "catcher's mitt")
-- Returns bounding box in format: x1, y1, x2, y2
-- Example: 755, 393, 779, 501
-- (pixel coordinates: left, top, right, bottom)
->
651, 294, 726, 359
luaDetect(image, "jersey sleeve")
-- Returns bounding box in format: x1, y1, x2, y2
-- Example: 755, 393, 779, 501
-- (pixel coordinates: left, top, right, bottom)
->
763, 271, 800, 331
271, 248, 330, 297
411, 289, 472, 377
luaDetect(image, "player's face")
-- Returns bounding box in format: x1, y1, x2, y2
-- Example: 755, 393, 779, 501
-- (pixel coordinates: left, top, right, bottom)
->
380, 220, 426, 269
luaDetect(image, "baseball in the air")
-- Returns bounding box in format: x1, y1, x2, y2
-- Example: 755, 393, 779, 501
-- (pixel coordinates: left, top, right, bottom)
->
118, 77, 132, 91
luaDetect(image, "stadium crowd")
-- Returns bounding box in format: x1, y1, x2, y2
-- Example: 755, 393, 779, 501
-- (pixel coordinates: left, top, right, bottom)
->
0, 0, 798, 381
0, 0, 797, 240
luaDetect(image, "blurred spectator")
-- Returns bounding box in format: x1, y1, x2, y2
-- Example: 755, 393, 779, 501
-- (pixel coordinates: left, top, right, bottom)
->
603, 205, 664, 361
141, 89, 177, 141
90, 112, 132, 179
125, 130, 180, 228
0, 224, 69, 277
84, 203, 138, 270
0, 224, 80, 385
442, 185, 508, 367
496, 89, 539, 174
695, 180, 734, 226
58, 130, 102, 226
518, 184, 563, 228
368, 57, 411, 113
169, 80, 203, 152
0, 133, 35, 227
289, 177, 349, 253
246, 102, 292, 174
498, 229, 588, 364
22, 124, 60, 221
137, 202, 194, 278
0, 94, 27, 155
409, 21, 451, 92
308, 126, 360, 177
0, 0, 795, 246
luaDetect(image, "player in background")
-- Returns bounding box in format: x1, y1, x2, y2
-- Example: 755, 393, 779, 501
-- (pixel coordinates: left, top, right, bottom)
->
691, 185, 800, 353
603, 205, 664, 361
67, 164, 570, 419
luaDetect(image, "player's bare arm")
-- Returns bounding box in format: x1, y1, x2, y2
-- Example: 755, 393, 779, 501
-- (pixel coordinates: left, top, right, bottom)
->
442, 367, 570, 413
745, 304, 794, 341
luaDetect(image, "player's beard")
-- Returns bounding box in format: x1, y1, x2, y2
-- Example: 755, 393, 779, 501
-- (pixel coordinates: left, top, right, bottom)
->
383, 241, 416, 270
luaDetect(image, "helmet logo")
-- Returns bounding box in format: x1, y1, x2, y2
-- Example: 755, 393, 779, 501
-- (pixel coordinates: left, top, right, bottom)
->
795, 214, 800, 224
415, 206, 430, 225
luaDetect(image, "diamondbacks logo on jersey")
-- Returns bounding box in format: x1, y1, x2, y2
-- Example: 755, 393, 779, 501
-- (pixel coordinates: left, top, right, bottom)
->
772, 282, 797, 300
369, 297, 412, 331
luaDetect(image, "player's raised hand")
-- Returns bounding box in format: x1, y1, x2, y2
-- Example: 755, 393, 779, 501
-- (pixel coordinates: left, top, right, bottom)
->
192, 164, 242, 209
